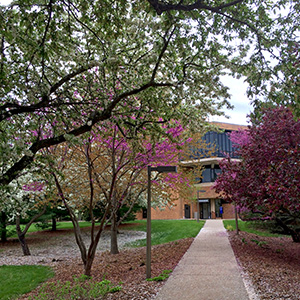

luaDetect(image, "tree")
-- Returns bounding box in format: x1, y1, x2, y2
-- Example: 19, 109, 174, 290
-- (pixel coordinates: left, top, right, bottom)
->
148, 1, 300, 110
47, 119, 192, 275
15, 204, 46, 255
0, 177, 50, 254
90, 121, 192, 254
34, 202, 69, 231
215, 106, 300, 242
1, 0, 298, 189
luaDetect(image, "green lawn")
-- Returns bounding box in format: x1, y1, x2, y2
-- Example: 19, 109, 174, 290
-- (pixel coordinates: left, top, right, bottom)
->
124, 219, 205, 246
7, 221, 95, 238
0, 265, 54, 300
223, 219, 288, 237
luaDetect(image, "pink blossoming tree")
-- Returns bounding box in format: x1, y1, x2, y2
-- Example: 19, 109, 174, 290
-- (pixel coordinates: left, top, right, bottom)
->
48, 119, 193, 275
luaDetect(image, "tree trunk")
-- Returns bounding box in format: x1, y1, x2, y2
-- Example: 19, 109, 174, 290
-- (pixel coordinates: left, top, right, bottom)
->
51, 216, 57, 231
275, 216, 300, 243
18, 233, 31, 255
110, 211, 119, 254
291, 230, 300, 243
0, 211, 7, 242
235, 205, 239, 235
84, 260, 93, 277
84, 245, 98, 277
83, 224, 108, 276
52, 171, 112, 276
15, 216, 31, 256
15, 207, 46, 256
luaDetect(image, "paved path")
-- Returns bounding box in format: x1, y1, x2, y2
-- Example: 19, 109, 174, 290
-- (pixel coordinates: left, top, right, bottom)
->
155, 219, 250, 300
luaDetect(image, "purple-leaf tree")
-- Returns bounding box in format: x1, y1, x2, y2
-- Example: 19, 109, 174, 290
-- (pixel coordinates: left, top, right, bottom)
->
215, 107, 300, 242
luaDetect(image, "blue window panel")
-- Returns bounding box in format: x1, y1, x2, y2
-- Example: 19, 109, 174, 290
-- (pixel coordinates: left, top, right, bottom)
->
202, 168, 211, 183
184, 130, 240, 161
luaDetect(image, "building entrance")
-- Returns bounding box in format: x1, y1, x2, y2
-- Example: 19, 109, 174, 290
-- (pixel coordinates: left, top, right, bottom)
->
199, 200, 211, 219
184, 204, 191, 218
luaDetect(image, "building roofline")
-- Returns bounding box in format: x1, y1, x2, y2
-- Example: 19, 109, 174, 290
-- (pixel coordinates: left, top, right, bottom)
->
210, 121, 248, 131
179, 157, 241, 167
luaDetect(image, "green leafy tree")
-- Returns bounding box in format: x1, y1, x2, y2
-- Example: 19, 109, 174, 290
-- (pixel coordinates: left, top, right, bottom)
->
1, 0, 298, 188
0, 1, 298, 241
148, 1, 300, 111
0, 177, 50, 255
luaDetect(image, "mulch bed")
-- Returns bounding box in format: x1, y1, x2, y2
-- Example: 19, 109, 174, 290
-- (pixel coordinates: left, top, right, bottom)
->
22, 238, 194, 300
228, 231, 300, 300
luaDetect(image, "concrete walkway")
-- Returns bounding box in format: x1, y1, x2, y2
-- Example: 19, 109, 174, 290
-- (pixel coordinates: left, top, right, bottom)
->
155, 220, 250, 300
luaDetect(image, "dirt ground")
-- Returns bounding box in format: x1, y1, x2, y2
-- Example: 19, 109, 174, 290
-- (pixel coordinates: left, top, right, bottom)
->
1, 225, 300, 299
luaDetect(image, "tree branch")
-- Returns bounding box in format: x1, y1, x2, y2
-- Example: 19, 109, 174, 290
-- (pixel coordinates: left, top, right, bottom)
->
1, 66, 175, 186
52, 172, 87, 264
19, 205, 47, 236
62, 0, 106, 55
40, 0, 54, 80
0, 61, 100, 121
147, 0, 264, 57
151, 26, 176, 82
147, 0, 245, 15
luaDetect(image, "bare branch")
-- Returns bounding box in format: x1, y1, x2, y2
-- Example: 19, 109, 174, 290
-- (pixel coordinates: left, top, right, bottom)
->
21, 205, 47, 235
52, 172, 87, 264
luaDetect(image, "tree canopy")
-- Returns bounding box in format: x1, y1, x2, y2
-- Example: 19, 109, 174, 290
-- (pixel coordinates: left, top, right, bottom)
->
0, 0, 299, 188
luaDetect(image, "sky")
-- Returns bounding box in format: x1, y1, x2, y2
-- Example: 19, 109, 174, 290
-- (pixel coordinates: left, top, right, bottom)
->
210, 76, 253, 126
1, 0, 253, 126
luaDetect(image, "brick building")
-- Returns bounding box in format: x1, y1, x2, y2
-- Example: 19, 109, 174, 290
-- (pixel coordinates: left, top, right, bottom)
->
136, 122, 247, 220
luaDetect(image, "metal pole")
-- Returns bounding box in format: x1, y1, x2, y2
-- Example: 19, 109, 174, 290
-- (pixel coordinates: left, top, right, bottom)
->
197, 200, 200, 223
235, 204, 239, 235
146, 166, 152, 279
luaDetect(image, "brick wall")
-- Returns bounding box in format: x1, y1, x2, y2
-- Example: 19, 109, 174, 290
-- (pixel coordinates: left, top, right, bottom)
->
136, 198, 184, 220
223, 203, 235, 219
151, 205, 182, 219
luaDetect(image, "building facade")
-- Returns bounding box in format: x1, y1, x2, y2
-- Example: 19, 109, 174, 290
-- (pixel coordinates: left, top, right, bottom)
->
136, 122, 247, 220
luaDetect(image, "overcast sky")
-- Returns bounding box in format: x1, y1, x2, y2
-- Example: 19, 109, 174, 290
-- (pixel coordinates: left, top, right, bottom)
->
210, 76, 253, 126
